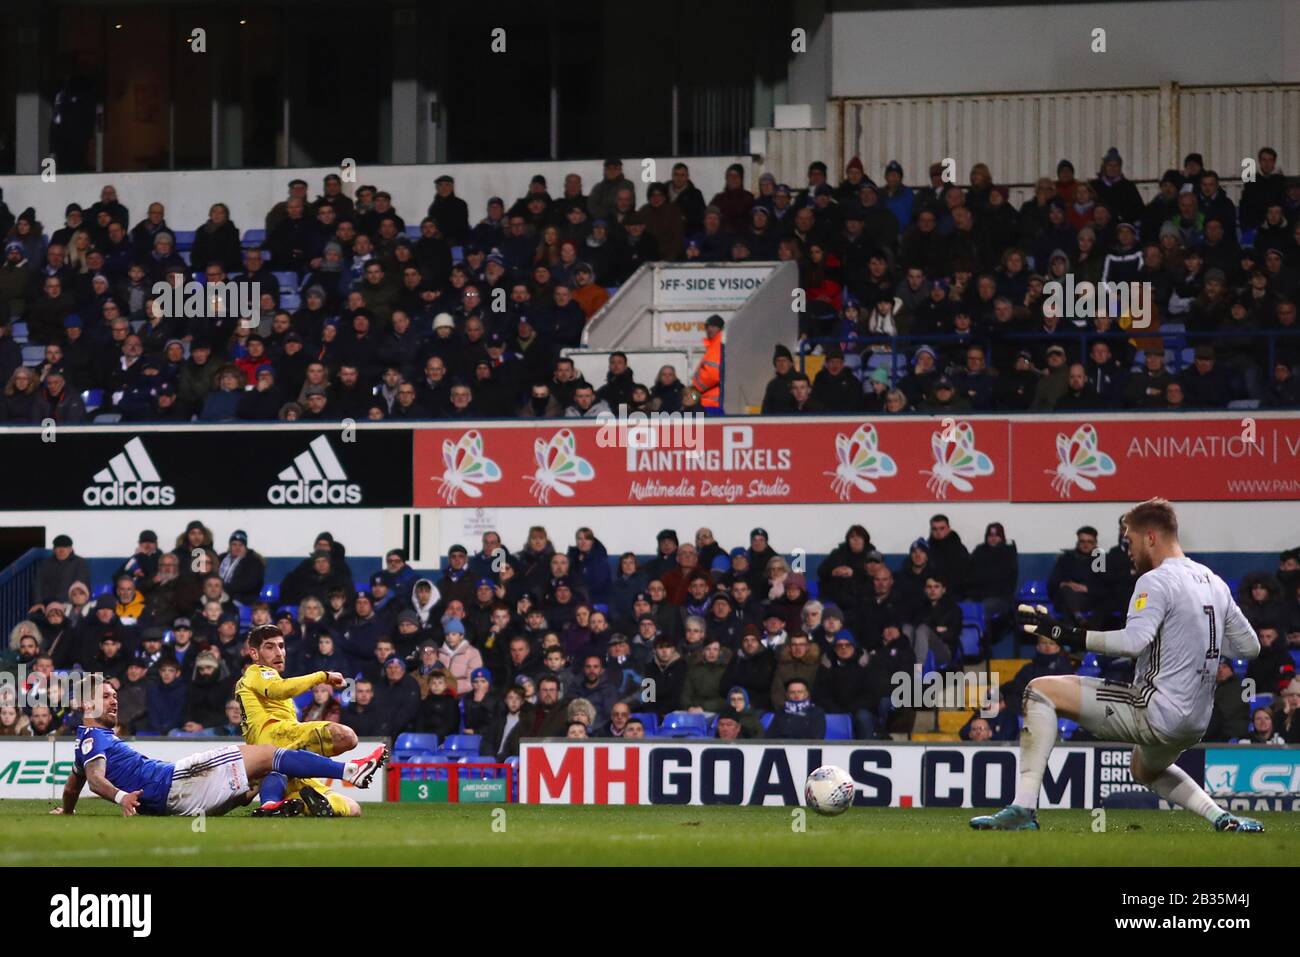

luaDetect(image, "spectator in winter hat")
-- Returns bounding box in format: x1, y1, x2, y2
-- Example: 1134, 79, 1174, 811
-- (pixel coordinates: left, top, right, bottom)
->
437, 618, 483, 695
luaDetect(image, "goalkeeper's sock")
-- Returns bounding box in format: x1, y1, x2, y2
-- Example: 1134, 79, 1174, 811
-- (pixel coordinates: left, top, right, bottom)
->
259, 771, 287, 805
1012, 686, 1058, 809
1146, 762, 1223, 823
272, 748, 345, 781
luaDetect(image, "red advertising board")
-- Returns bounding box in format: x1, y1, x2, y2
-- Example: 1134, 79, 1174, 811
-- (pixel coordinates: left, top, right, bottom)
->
412, 417, 1011, 507
1008, 416, 1300, 502
411, 414, 1300, 507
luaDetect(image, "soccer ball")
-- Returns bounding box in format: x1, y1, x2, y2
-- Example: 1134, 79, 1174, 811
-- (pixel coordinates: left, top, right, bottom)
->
804, 765, 855, 816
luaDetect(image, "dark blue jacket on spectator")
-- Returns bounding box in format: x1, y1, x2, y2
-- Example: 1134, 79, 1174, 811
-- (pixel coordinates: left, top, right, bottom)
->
145, 678, 187, 735
765, 702, 827, 740
341, 615, 388, 675
568, 538, 612, 605
532, 300, 587, 351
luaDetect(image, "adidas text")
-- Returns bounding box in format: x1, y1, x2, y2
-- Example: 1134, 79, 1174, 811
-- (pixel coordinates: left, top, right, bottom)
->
83, 438, 176, 507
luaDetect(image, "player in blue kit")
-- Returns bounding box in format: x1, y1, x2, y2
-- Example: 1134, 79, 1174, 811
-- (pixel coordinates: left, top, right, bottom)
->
51, 679, 387, 817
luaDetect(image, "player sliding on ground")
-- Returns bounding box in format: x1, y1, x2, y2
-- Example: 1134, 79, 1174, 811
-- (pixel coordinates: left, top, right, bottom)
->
52, 679, 387, 817
237, 623, 361, 817
971, 497, 1264, 833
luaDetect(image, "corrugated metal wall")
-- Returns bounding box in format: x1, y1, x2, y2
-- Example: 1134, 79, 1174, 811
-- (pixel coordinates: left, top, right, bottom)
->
756, 84, 1299, 205
842, 89, 1164, 190
1178, 86, 1300, 179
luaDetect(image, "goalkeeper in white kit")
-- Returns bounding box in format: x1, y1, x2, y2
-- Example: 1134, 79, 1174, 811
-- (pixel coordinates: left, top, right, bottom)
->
971, 497, 1264, 832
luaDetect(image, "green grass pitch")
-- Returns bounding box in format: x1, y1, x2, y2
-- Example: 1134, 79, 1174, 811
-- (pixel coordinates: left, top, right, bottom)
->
2, 801, 1295, 866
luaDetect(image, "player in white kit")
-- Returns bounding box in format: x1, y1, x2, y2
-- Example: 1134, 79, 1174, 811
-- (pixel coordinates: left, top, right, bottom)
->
971, 498, 1265, 832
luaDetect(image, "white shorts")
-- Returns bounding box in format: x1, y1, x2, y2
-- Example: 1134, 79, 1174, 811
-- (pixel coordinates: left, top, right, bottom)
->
165, 745, 251, 817
1077, 677, 1198, 772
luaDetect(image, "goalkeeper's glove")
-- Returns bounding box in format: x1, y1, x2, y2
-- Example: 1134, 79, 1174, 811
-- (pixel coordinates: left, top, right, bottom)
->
1016, 603, 1086, 648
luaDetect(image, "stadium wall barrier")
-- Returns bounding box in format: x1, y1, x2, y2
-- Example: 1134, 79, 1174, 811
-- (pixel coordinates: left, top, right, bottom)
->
0, 156, 747, 246
0, 738, 388, 802
519, 740, 1300, 810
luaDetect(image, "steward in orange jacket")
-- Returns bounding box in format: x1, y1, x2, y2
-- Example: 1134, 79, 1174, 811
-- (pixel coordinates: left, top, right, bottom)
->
692, 314, 725, 410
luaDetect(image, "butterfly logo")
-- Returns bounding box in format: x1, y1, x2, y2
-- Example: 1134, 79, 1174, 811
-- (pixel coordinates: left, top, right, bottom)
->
1047, 423, 1116, 497
825, 423, 897, 500
433, 430, 502, 504
527, 429, 595, 504
920, 419, 994, 499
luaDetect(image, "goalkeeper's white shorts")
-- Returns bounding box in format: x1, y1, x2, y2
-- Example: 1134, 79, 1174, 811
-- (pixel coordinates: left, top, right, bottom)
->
1077, 677, 1198, 771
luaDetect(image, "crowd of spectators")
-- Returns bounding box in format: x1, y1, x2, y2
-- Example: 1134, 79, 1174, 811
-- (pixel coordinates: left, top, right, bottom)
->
2, 145, 1296, 424
5, 518, 1298, 751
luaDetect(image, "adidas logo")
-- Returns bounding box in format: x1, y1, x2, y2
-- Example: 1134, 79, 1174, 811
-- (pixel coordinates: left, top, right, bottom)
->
83, 437, 176, 506
267, 435, 361, 505
1105, 706, 1115, 718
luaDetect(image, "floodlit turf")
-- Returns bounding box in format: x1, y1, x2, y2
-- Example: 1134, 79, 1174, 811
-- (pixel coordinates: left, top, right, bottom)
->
3, 800, 1297, 866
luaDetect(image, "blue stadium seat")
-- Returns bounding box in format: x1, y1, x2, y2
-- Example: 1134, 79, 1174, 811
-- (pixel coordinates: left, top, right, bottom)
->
760, 711, 775, 732
272, 271, 297, 287
279, 290, 300, 310
450, 246, 463, 262
260, 583, 280, 603
404, 224, 421, 238
172, 230, 196, 251
1076, 652, 1102, 678
959, 601, 985, 629
81, 388, 104, 411
1232, 658, 1249, 679
293, 689, 311, 711
393, 749, 437, 764
93, 412, 122, 423
922, 649, 938, 678
242, 229, 266, 247
1291, 650, 1300, 671
631, 712, 658, 736
11, 321, 28, 342
395, 732, 439, 753
959, 624, 983, 660
1057, 718, 1079, 740
659, 711, 709, 738
94, 583, 112, 597
238, 604, 252, 627
1223, 578, 1241, 599
394, 750, 438, 780
1251, 693, 1274, 712
441, 734, 481, 755
824, 713, 852, 740
21, 344, 45, 364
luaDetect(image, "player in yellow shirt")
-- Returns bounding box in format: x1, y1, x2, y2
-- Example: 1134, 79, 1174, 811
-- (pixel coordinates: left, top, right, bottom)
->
237, 623, 371, 817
